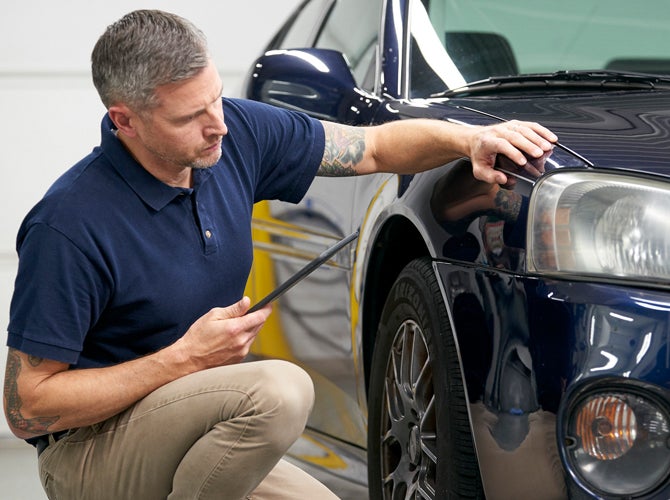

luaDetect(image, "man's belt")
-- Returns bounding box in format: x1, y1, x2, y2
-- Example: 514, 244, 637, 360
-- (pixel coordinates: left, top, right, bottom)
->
35, 430, 69, 456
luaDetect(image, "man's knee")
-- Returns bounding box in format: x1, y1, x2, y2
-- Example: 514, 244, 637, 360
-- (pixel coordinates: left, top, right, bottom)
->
256, 360, 314, 413
252, 360, 315, 443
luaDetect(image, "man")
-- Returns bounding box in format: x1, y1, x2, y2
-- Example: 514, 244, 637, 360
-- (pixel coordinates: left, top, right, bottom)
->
3, 9, 557, 500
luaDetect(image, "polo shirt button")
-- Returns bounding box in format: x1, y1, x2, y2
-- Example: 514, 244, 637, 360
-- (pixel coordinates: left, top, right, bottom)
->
205, 230, 213, 239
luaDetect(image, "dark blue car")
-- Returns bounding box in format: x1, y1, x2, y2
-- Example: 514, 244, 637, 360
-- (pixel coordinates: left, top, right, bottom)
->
243, 1, 670, 498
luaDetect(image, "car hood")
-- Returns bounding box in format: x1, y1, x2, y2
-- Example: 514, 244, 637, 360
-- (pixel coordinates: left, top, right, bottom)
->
444, 90, 670, 177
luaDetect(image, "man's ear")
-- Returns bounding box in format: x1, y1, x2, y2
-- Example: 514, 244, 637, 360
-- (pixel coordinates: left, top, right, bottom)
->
108, 104, 138, 138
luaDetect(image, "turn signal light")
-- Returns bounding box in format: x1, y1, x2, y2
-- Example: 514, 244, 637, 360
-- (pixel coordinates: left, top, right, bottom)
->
575, 395, 636, 460
565, 390, 670, 497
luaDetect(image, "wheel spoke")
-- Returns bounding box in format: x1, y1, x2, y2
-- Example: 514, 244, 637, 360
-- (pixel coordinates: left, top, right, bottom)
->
399, 323, 414, 391
420, 395, 438, 463
409, 324, 428, 392
385, 368, 402, 421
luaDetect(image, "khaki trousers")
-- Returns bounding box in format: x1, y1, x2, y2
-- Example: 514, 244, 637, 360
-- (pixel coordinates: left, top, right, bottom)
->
37, 360, 338, 499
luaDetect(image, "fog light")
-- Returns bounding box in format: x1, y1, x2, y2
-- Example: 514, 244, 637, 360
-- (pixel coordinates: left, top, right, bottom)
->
566, 391, 670, 497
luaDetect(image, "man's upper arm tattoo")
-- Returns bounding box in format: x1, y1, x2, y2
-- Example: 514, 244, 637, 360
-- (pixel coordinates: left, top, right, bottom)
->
27, 354, 43, 367
4, 348, 60, 434
318, 123, 366, 177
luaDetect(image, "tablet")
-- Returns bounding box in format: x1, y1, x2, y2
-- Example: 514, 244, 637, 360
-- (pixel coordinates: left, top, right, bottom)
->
247, 229, 360, 314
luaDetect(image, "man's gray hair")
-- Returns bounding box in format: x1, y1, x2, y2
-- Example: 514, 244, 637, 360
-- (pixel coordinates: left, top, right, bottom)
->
91, 10, 210, 110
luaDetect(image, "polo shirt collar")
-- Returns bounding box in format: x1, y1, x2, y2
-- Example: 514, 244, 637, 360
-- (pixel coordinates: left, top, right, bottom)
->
99, 114, 213, 211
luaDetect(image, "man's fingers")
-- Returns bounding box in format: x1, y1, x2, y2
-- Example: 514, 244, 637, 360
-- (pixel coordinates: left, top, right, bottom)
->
218, 296, 251, 318
504, 120, 557, 156
206, 298, 272, 330
473, 160, 508, 184
527, 121, 558, 145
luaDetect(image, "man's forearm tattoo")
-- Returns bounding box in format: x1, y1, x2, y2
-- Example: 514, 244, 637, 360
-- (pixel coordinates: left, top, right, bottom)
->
4, 348, 60, 434
318, 124, 366, 176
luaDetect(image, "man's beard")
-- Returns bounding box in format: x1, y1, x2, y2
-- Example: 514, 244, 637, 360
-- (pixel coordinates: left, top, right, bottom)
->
148, 143, 222, 170
190, 147, 222, 169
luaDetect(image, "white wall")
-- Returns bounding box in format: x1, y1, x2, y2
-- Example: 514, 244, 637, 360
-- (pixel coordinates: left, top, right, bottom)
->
0, 0, 300, 438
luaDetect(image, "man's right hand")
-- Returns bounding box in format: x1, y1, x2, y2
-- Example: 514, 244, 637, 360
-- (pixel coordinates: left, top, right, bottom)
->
173, 297, 272, 370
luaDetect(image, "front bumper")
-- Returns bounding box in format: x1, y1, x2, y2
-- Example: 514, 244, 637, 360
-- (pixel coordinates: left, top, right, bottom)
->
435, 261, 670, 499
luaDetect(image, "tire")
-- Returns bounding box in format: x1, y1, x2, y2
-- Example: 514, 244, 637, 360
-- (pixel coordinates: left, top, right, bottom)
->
367, 258, 484, 499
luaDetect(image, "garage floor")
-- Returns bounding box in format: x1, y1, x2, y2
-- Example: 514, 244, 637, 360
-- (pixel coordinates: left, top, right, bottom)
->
0, 438, 46, 499
0, 437, 367, 499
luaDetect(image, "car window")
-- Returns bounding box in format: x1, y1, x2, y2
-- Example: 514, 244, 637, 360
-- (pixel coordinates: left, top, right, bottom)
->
274, 0, 334, 50
410, 0, 670, 97
315, 0, 382, 90
409, 0, 469, 97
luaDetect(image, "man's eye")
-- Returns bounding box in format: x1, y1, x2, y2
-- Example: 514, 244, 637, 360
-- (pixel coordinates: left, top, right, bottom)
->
177, 114, 196, 124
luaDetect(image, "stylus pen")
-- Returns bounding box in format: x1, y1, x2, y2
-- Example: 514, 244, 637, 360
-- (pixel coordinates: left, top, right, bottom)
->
247, 228, 360, 314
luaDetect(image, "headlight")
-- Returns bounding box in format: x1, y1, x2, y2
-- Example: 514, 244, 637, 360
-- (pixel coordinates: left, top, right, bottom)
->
565, 391, 670, 497
527, 171, 670, 282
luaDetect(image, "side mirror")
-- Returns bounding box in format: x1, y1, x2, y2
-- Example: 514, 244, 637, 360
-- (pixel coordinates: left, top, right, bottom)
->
246, 48, 360, 122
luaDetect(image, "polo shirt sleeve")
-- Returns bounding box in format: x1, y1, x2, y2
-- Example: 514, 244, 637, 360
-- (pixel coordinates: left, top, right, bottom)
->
225, 98, 325, 203
7, 222, 108, 364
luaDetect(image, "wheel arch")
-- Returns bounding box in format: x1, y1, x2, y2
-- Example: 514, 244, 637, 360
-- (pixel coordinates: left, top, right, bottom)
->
361, 215, 429, 391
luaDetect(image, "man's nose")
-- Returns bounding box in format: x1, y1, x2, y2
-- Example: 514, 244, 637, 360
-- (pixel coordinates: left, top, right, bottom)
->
212, 119, 228, 137
206, 108, 227, 136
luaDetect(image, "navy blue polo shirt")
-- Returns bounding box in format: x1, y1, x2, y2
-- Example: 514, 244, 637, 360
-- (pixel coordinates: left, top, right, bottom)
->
7, 98, 324, 368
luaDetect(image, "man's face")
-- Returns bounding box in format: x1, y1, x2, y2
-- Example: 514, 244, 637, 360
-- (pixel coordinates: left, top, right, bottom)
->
132, 60, 227, 173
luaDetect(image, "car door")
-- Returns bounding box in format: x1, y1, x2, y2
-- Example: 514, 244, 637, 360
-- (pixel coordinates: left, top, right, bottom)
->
246, 0, 386, 447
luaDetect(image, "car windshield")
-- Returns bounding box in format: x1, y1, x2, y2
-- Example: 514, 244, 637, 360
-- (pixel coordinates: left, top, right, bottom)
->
411, 0, 670, 96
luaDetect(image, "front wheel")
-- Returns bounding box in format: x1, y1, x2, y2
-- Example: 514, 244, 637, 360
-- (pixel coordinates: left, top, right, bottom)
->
367, 258, 483, 499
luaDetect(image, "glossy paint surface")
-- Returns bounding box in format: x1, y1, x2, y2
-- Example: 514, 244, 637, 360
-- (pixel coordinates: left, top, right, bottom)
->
244, 1, 670, 497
